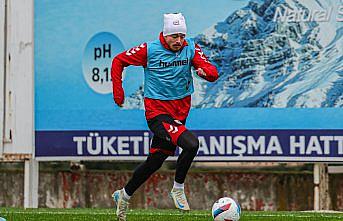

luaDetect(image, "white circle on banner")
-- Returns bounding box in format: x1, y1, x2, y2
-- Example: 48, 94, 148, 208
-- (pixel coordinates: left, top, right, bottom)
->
82, 32, 125, 94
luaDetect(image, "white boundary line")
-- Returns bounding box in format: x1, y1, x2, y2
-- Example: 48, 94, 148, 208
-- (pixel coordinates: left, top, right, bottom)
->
2, 211, 343, 218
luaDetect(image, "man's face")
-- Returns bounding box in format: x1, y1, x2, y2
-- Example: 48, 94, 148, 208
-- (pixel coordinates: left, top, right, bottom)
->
164, 33, 186, 52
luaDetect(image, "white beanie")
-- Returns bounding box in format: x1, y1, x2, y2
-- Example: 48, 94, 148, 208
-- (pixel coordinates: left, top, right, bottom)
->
163, 13, 187, 36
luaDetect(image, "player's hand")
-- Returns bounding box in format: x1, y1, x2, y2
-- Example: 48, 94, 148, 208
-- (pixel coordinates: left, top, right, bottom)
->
113, 86, 124, 107
196, 68, 207, 78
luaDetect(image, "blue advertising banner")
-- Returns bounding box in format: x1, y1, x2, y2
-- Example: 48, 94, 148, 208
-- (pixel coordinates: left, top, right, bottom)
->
36, 130, 343, 162
35, 0, 343, 161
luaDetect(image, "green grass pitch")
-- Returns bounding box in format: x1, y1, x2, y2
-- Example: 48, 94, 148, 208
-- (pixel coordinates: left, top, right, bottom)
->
1, 208, 343, 221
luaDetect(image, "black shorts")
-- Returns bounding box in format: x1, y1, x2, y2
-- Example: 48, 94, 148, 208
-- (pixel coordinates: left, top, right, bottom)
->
147, 114, 187, 155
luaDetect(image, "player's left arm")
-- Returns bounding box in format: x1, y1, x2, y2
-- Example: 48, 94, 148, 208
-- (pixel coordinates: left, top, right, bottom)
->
192, 44, 219, 82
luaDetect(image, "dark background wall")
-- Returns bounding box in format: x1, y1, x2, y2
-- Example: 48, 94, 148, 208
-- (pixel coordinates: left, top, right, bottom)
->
1, 163, 342, 211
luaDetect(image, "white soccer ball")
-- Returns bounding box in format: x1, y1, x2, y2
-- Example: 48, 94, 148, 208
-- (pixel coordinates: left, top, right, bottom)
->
212, 197, 241, 221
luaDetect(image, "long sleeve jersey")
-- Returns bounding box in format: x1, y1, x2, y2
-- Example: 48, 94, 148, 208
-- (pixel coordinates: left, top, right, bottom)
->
111, 32, 218, 120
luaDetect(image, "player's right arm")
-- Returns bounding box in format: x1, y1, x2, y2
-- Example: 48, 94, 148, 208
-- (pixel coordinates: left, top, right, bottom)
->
111, 43, 147, 107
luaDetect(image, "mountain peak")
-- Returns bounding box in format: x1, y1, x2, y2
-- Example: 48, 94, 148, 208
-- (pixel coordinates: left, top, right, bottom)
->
125, 0, 342, 109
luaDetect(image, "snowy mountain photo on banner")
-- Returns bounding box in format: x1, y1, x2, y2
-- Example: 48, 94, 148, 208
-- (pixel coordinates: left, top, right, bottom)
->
124, 0, 343, 109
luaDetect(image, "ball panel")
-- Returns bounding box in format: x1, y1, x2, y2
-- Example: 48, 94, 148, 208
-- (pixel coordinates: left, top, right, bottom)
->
212, 197, 241, 221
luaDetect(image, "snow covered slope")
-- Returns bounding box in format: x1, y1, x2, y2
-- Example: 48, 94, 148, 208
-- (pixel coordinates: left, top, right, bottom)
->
125, 0, 343, 109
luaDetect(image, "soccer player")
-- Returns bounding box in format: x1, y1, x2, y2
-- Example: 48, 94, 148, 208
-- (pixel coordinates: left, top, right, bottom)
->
111, 13, 218, 221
